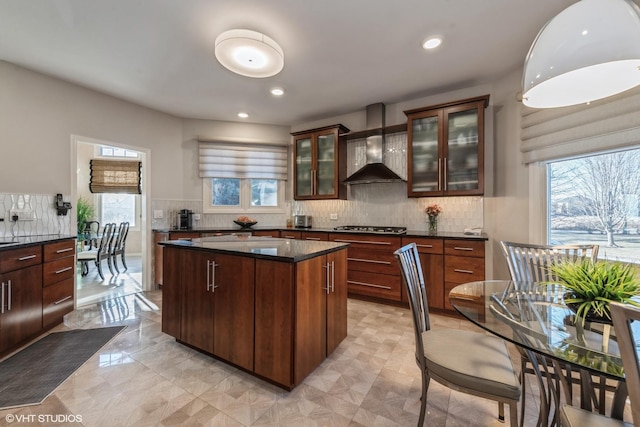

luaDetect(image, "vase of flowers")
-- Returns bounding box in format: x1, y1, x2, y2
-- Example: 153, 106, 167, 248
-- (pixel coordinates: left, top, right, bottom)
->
425, 204, 442, 234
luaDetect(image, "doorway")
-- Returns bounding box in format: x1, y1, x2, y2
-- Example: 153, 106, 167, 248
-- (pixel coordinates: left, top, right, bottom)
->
72, 136, 151, 307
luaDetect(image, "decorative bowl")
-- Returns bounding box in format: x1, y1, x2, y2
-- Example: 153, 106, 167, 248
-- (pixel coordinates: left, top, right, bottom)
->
233, 220, 257, 229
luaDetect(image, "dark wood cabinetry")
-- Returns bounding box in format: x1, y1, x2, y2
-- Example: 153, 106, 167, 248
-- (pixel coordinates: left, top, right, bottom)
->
292, 124, 349, 200
42, 240, 76, 328
405, 237, 444, 309
405, 95, 489, 197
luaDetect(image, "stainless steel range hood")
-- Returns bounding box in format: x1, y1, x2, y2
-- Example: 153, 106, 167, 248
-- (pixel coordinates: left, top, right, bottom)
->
343, 103, 406, 184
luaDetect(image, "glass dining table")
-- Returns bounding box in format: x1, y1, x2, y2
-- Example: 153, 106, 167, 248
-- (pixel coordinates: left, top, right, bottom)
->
449, 280, 632, 427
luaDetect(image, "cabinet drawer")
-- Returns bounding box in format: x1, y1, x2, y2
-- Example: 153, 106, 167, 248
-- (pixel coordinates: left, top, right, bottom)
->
0, 245, 42, 273
347, 270, 402, 301
280, 231, 301, 239
300, 231, 328, 241
402, 237, 443, 254
444, 240, 485, 257
44, 240, 76, 262
169, 232, 201, 240
347, 247, 398, 275
251, 231, 279, 238
330, 233, 401, 250
43, 278, 74, 328
43, 256, 75, 287
444, 255, 485, 283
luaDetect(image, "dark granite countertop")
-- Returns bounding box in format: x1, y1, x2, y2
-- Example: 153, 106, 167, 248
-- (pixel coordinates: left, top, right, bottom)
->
160, 235, 349, 263
0, 234, 76, 251
153, 226, 487, 240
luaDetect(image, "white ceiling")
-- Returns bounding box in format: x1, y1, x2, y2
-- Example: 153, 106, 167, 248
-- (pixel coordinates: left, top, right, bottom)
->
0, 0, 577, 126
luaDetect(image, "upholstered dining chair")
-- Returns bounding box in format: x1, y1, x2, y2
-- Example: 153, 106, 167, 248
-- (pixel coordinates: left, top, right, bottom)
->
111, 221, 130, 273
78, 222, 116, 280
394, 243, 521, 427
560, 301, 640, 427
500, 240, 601, 424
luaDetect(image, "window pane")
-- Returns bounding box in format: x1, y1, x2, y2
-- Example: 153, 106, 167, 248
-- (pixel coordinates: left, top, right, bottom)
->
548, 149, 640, 264
251, 179, 278, 207
211, 178, 240, 206
101, 194, 136, 226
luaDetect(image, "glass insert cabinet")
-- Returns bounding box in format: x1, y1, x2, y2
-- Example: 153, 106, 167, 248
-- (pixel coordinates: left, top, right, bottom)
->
292, 124, 349, 200
404, 95, 489, 197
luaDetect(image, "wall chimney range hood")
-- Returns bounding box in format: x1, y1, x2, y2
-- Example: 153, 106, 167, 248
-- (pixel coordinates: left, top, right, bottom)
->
343, 103, 406, 185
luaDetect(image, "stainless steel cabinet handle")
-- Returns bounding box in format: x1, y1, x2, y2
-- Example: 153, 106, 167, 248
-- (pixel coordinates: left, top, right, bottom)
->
7, 280, 11, 311
208, 260, 220, 292
454, 269, 474, 274
55, 266, 73, 274
54, 295, 72, 305
1, 282, 4, 314
18, 254, 37, 261
312, 170, 316, 195
334, 239, 391, 246
416, 244, 433, 248
443, 157, 447, 191
453, 247, 473, 251
282, 235, 297, 239
56, 247, 74, 254
206, 260, 212, 291
438, 158, 442, 191
305, 237, 321, 241
347, 280, 391, 290
347, 257, 391, 265
324, 262, 330, 294
331, 261, 335, 293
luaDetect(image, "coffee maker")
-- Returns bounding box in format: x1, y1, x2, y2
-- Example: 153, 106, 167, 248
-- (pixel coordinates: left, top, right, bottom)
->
177, 209, 193, 229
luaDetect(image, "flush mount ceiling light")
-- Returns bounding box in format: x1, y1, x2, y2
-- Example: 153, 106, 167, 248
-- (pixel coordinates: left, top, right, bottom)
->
522, 0, 640, 108
422, 36, 442, 50
237, 112, 249, 118
215, 29, 284, 78
270, 87, 285, 96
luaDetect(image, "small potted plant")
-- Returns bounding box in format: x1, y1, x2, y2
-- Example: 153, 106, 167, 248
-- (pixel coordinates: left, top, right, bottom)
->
547, 258, 640, 325
424, 204, 442, 233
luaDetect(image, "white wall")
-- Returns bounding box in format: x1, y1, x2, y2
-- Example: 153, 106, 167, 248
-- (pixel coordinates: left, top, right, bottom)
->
0, 61, 183, 199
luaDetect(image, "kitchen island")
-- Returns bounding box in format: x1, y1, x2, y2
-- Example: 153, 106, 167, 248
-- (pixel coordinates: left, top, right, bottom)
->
160, 235, 349, 389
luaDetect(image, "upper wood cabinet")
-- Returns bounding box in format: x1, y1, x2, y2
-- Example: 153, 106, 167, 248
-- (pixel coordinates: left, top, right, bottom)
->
292, 124, 349, 200
404, 95, 489, 197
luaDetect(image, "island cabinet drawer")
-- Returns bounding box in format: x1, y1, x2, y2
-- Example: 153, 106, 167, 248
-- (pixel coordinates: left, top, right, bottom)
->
444, 255, 485, 283
330, 233, 400, 250
402, 237, 443, 254
169, 231, 201, 240
444, 240, 485, 258
251, 230, 279, 238
43, 256, 75, 287
347, 270, 402, 301
347, 247, 398, 275
300, 231, 328, 241
0, 245, 42, 273
42, 277, 74, 328
43, 240, 76, 262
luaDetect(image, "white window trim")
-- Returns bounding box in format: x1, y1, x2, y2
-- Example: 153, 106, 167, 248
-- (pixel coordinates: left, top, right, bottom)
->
202, 178, 285, 214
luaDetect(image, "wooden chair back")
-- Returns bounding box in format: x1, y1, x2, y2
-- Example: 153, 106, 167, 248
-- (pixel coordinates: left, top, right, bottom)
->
610, 302, 640, 427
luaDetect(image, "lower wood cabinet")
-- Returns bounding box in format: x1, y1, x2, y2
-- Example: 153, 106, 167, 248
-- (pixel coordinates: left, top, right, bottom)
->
162, 244, 347, 389
42, 239, 76, 328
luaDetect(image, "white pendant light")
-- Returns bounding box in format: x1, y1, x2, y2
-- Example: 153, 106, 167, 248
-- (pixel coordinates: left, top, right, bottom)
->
522, 0, 640, 109
215, 29, 284, 78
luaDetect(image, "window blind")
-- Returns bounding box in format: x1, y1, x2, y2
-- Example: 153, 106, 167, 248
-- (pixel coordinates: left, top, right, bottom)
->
520, 85, 640, 164
89, 159, 142, 194
198, 141, 288, 180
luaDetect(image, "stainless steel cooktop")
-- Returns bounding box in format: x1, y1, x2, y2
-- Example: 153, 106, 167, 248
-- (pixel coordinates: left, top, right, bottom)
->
333, 225, 407, 235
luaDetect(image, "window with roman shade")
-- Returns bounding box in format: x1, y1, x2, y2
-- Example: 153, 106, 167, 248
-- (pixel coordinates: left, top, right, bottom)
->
198, 140, 288, 180
89, 159, 142, 194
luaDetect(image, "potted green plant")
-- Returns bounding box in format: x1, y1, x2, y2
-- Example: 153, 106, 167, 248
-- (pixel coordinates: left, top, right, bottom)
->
547, 258, 640, 325
76, 197, 95, 235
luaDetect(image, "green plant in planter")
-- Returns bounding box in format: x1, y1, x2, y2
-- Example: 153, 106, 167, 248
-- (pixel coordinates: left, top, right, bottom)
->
547, 258, 640, 325
76, 197, 95, 234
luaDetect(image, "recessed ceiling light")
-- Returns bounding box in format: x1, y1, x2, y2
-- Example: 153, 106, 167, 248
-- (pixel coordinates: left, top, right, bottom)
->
270, 87, 285, 96
215, 29, 284, 78
422, 37, 442, 50
237, 112, 249, 118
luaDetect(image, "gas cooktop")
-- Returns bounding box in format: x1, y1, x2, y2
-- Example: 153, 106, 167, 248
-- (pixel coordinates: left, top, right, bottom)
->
333, 225, 407, 235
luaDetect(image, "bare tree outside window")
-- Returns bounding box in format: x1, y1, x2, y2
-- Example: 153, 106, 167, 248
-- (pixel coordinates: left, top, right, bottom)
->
549, 149, 640, 263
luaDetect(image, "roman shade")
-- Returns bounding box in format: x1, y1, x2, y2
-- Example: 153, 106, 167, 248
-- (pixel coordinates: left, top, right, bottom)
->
520, 85, 640, 164
198, 140, 288, 180
89, 159, 142, 194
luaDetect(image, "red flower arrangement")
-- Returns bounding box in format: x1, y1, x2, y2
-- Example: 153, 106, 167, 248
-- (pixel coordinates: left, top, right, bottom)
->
424, 204, 442, 217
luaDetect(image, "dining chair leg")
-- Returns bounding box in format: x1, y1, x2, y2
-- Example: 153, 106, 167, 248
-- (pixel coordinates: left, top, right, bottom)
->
107, 256, 115, 275
520, 360, 526, 427
509, 401, 518, 427
112, 255, 120, 274
95, 259, 105, 280
120, 253, 128, 271
418, 372, 430, 426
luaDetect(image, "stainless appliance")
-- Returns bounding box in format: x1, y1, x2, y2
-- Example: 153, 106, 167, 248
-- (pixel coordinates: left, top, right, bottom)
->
294, 215, 312, 228
177, 209, 193, 229
343, 103, 406, 184
333, 225, 407, 235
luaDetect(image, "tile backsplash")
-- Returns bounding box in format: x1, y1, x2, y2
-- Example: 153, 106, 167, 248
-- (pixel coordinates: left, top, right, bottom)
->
152, 184, 483, 233
0, 193, 72, 237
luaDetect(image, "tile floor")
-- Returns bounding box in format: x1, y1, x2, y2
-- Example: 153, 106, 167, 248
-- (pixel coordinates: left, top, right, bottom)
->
0, 293, 548, 426
76, 255, 143, 307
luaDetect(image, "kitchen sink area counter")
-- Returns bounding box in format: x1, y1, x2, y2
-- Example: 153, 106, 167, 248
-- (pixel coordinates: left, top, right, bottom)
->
160, 235, 348, 390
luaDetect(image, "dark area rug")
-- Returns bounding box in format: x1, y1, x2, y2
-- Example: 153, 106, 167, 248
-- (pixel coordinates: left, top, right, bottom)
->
0, 326, 125, 410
